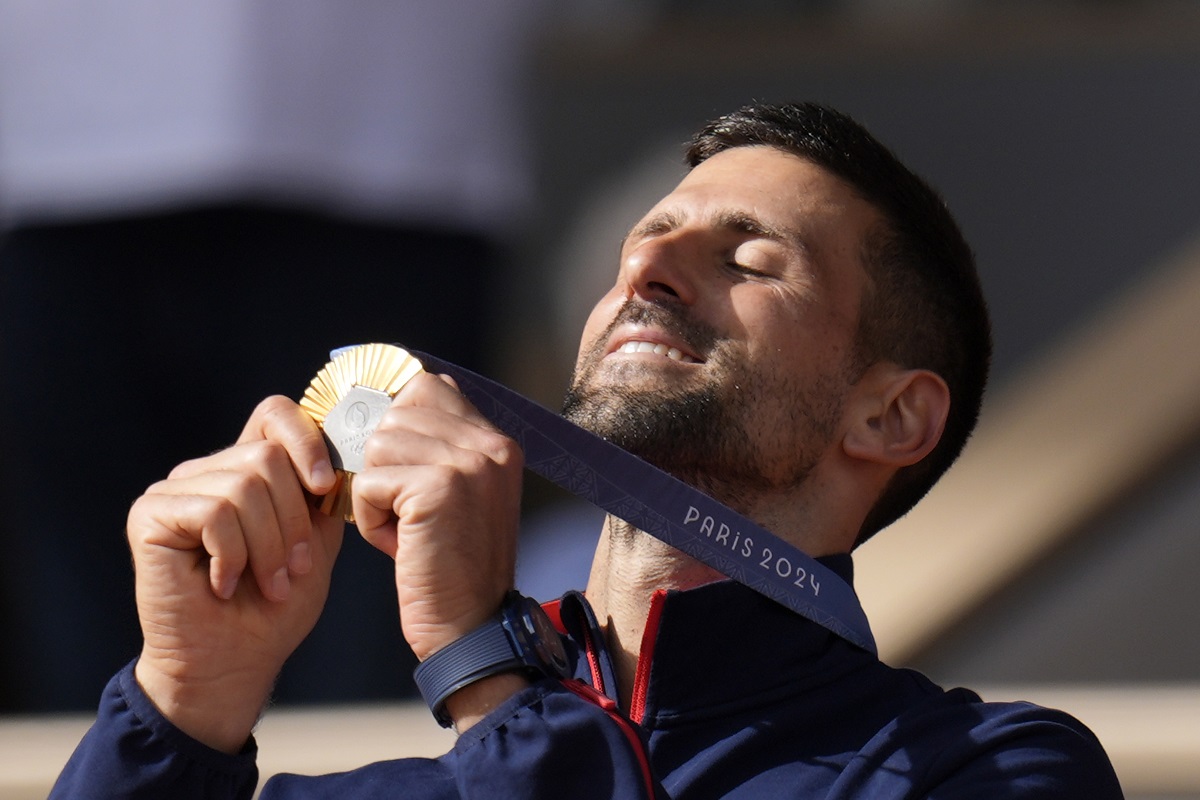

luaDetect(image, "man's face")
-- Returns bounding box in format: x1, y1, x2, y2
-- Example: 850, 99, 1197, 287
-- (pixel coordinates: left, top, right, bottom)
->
563, 146, 881, 504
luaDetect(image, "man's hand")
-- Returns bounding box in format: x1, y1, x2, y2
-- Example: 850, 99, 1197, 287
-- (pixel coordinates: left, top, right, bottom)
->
128, 396, 344, 753
352, 373, 526, 726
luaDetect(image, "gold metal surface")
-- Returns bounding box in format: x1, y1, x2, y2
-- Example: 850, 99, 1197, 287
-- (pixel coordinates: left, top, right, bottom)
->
300, 344, 424, 521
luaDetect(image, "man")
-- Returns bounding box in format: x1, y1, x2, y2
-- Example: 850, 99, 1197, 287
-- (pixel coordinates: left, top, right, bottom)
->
53, 102, 1122, 797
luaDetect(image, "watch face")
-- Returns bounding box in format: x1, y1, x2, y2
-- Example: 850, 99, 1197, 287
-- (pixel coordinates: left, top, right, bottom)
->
510, 597, 570, 677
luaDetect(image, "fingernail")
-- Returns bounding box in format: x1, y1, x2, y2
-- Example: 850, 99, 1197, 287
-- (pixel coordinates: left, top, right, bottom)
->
217, 574, 239, 601
288, 542, 312, 575
270, 567, 291, 602
311, 460, 335, 489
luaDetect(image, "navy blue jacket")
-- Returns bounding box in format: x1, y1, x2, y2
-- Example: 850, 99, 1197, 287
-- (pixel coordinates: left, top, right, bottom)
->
53, 557, 1123, 798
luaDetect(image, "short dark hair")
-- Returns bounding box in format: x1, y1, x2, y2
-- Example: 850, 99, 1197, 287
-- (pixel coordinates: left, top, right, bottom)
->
685, 102, 992, 546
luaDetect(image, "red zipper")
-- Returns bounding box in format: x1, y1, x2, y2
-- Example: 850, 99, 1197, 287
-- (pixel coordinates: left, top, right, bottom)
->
628, 589, 668, 724
544, 597, 606, 695
582, 624, 606, 694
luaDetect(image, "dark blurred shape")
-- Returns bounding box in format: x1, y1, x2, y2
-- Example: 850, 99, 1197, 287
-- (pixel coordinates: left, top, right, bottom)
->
0, 0, 544, 712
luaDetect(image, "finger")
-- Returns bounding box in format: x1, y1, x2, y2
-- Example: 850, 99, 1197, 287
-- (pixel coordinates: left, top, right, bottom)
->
354, 403, 522, 531
130, 491, 248, 601
169, 434, 324, 493
237, 395, 337, 495
348, 467, 401, 558
366, 409, 512, 465
304, 502, 345, 574
143, 462, 301, 602
352, 438, 522, 555
154, 440, 317, 564
392, 372, 496, 432
351, 460, 522, 655
350, 463, 468, 557
227, 443, 316, 593
231, 439, 320, 579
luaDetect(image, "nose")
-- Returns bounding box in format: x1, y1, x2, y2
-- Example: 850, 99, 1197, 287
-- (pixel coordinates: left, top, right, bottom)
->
620, 231, 700, 306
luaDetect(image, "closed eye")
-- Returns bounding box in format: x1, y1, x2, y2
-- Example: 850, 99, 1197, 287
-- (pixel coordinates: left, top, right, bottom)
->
725, 238, 782, 280
726, 261, 767, 277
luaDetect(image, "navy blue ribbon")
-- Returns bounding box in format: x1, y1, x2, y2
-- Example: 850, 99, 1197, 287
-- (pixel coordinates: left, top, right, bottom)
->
405, 351, 876, 655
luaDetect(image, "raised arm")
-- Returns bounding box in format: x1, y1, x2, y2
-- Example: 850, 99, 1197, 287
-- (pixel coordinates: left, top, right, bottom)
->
128, 396, 345, 752
55, 377, 665, 800
352, 371, 529, 730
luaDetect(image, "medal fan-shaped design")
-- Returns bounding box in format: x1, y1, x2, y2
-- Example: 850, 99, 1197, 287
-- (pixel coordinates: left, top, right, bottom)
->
300, 343, 424, 520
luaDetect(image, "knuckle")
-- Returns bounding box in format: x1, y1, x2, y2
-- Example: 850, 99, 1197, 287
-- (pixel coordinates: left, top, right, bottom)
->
376, 405, 406, 430
407, 371, 438, 395
483, 433, 523, 471
432, 462, 464, 486
141, 477, 175, 496
126, 493, 155, 528
280, 504, 311, 534
166, 455, 206, 480
242, 439, 290, 472
297, 425, 327, 449
207, 494, 240, 526
460, 450, 493, 477
223, 468, 268, 506
362, 431, 388, 463
255, 394, 296, 418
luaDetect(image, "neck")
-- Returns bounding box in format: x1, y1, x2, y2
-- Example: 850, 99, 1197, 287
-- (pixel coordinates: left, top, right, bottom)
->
584, 515, 724, 710
581, 473, 864, 708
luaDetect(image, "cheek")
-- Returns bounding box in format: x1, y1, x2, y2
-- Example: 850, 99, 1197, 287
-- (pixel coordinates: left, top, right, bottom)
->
575, 291, 624, 367
751, 288, 854, 362
727, 296, 805, 362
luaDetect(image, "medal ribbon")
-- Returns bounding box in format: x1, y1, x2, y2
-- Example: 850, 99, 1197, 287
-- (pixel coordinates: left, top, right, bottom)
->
405, 351, 876, 655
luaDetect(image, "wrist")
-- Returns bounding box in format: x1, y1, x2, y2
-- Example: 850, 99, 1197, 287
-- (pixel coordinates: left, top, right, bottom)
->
134, 655, 270, 754
442, 672, 533, 733
413, 591, 570, 729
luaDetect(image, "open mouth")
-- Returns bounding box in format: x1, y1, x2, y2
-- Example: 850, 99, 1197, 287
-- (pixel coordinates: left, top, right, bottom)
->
615, 340, 700, 364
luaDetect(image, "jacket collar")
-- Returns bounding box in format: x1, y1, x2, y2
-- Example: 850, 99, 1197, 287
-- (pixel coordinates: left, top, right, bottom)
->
555, 555, 873, 724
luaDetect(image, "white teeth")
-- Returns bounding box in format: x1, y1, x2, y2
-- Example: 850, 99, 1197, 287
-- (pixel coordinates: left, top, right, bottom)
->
617, 340, 697, 363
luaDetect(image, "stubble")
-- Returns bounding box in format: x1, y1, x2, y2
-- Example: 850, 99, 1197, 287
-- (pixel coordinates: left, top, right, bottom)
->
561, 300, 846, 510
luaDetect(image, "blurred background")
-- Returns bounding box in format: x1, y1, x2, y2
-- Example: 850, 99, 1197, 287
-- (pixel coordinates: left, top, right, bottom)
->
1, 1, 1197, 797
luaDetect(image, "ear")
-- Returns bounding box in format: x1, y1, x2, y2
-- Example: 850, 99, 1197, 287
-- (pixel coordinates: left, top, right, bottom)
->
842, 364, 950, 468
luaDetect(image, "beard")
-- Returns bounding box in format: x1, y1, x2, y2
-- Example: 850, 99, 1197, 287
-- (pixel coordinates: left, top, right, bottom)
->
561, 300, 846, 506
563, 366, 735, 489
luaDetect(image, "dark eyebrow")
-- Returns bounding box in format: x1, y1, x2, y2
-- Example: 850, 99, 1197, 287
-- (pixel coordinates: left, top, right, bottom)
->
624, 210, 685, 246
623, 208, 809, 257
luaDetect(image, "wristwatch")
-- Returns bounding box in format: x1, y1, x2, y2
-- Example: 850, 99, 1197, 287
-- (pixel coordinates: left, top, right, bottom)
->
413, 591, 571, 727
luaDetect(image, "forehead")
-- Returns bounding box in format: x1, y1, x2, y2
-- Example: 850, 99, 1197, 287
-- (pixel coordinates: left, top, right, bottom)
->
655, 145, 874, 228
638, 146, 880, 298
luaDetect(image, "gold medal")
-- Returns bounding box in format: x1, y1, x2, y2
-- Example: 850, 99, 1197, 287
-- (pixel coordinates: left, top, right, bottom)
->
300, 343, 424, 521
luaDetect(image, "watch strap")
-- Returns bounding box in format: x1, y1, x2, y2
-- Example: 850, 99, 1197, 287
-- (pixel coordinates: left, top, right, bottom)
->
413, 610, 525, 728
